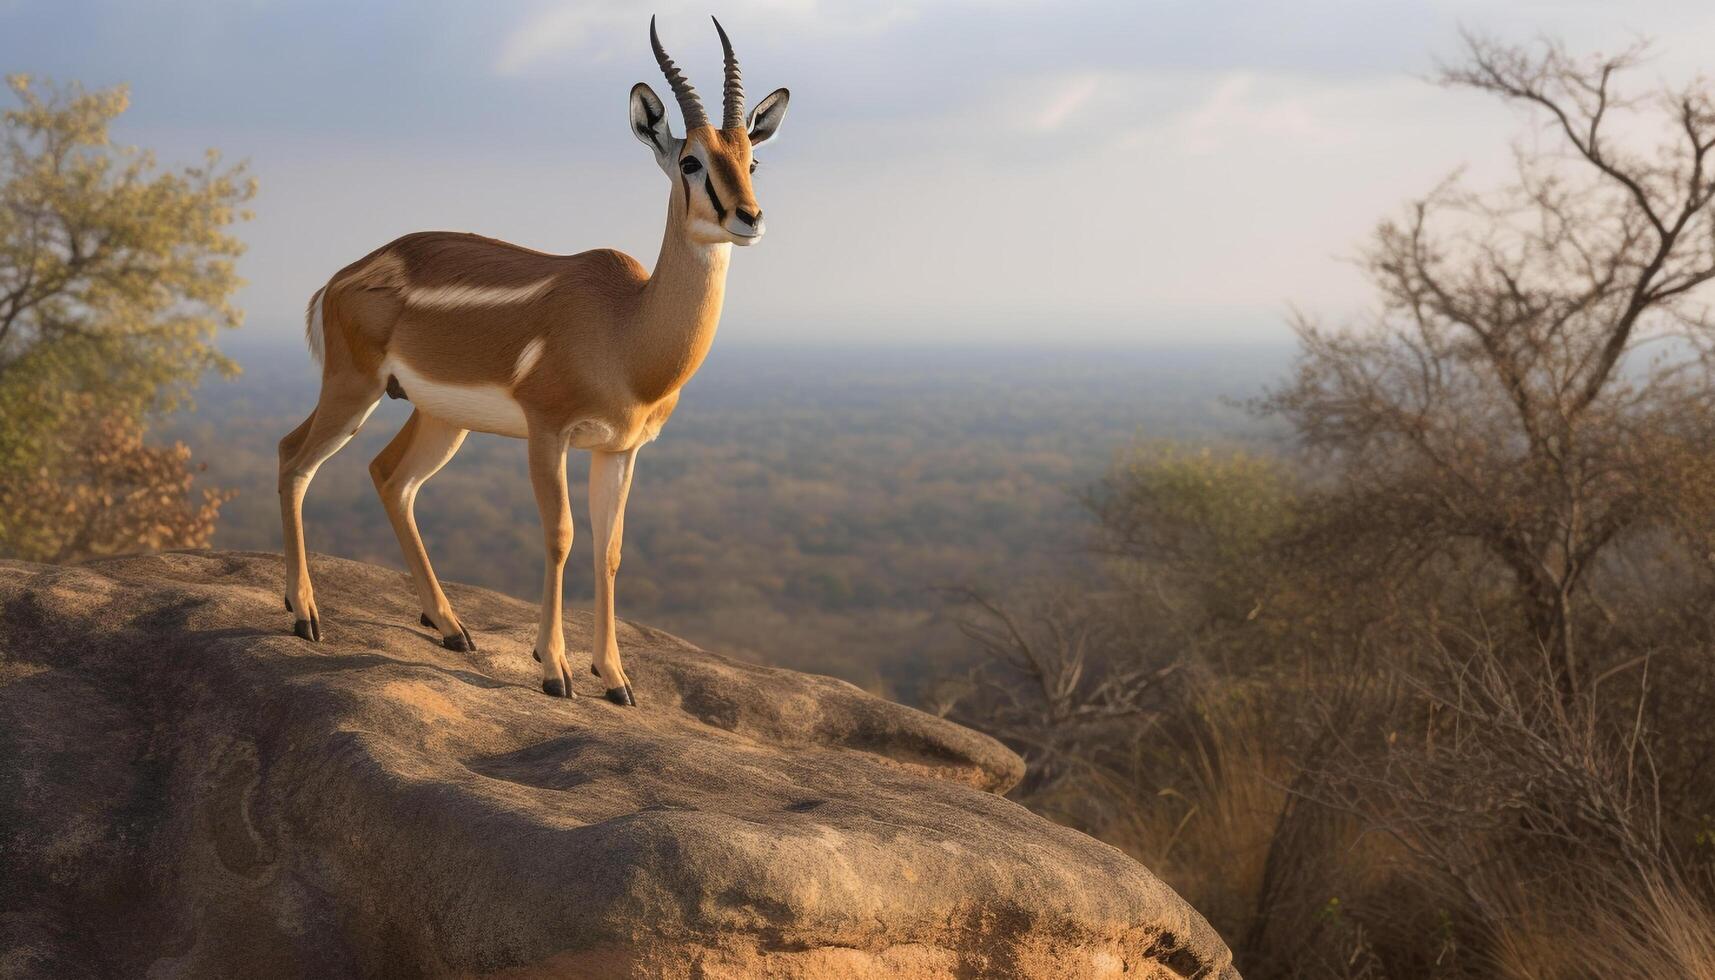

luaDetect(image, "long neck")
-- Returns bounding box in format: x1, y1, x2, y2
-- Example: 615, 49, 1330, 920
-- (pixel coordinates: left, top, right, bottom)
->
630, 198, 732, 402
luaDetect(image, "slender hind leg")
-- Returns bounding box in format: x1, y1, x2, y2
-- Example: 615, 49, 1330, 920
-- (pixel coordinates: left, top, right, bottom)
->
589, 447, 639, 706
279, 380, 383, 641
369, 410, 474, 651
277, 409, 316, 622
526, 425, 577, 698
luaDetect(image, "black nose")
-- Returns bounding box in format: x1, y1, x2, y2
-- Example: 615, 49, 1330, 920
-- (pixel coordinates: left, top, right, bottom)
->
735, 206, 762, 227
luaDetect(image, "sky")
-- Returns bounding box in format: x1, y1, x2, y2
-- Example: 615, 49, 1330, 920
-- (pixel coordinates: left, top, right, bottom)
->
4, 0, 1715, 347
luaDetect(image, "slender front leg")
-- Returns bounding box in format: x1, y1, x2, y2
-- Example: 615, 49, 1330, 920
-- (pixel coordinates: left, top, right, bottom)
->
589, 447, 640, 706
526, 426, 576, 699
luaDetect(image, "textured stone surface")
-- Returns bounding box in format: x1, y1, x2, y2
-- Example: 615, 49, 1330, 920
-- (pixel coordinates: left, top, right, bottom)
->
0, 551, 1238, 979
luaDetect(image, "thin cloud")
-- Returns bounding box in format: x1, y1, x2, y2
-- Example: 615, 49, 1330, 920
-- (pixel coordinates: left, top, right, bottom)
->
496, 7, 615, 75
1026, 74, 1100, 133
1141, 71, 1379, 155
495, 0, 925, 76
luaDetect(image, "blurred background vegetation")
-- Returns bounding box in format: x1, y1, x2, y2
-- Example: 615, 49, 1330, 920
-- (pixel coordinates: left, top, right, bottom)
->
7, 32, 1715, 980
0, 75, 250, 562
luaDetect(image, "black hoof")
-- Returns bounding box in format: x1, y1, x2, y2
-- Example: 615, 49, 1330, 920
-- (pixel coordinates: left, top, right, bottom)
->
591, 667, 636, 704
292, 616, 320, 642
534, 652, 576, 699
543, 677, 567, 698
424, 613, 476, 652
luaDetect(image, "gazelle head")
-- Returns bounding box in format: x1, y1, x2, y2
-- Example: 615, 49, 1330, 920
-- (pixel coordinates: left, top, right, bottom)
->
630, 17, 790, 246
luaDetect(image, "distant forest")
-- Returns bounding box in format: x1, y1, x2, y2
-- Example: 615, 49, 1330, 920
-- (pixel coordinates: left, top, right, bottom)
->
175, 339, 1285, 700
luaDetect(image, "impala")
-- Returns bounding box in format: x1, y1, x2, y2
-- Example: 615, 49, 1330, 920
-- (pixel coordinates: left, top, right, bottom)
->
278, 17, 789, 705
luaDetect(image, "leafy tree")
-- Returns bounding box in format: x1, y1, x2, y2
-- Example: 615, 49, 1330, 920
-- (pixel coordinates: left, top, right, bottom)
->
0, 75, 253, 561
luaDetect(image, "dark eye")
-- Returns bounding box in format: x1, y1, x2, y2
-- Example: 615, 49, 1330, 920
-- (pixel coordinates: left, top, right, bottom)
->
749, 160, 758, 174
679, 157, 702, 175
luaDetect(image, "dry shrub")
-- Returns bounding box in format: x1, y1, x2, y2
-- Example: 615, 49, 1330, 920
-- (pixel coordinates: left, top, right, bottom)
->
948, 576, 1715, 978
0, 394, 233, 562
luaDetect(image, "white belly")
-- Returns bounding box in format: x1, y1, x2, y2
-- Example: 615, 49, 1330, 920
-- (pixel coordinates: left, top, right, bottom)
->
382, 356, 529, 438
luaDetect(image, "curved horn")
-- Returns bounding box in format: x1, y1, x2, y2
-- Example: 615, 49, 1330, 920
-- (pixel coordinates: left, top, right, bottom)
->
712, 16, 745, 130
650, 16, 708, 131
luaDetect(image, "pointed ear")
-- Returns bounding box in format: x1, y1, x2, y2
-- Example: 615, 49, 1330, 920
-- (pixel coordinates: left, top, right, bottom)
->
630, 82, 681, 171
746, 87, 789, 146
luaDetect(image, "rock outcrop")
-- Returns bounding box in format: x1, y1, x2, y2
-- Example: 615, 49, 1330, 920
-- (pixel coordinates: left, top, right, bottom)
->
0, 551, 1237, 979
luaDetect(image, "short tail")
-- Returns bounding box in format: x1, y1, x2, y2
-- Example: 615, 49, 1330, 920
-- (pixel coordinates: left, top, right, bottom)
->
304, 287, 327, 368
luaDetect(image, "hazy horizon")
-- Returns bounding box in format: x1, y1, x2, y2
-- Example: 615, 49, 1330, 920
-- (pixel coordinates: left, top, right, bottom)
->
215, 321, 1305, 355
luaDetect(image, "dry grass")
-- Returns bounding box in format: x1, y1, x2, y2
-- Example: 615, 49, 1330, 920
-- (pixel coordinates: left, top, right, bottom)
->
1109, 705, 1288, 939
1065, 694, 1396, 978
1010, 681, 1715, 979
1490, 872, 1715, 980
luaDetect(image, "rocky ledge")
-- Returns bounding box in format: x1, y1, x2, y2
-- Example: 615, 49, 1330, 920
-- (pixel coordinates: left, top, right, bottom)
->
0, 551, 1236, 979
